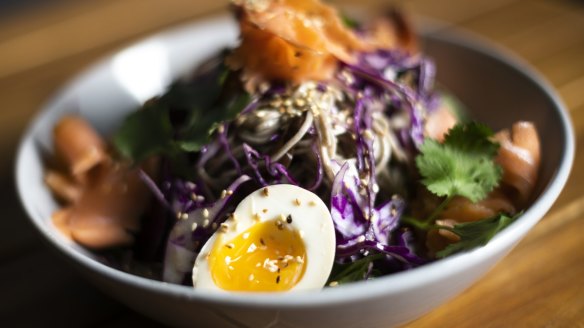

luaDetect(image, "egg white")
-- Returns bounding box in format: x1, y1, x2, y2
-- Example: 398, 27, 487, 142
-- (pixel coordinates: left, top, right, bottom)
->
192, 184, 336, 292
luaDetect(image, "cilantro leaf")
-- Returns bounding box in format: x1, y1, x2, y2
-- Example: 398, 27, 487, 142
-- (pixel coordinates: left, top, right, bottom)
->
436, 213, 518, 258
179, 91, 250, 151
112, 101, 173, 162
112, 56, 251, 163
416, 122, 502, 203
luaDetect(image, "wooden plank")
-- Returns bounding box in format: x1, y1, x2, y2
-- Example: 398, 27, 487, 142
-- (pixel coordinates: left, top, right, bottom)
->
497, 10, 584, 62
0, 0, 521, 81
460, 0, 569, 42
404, 0, 520, 24
0, 0, 112, 41
544, 104, 584, 210
0, 0, 229, 80
559, 75, 584, 110
534, 42, 584, 86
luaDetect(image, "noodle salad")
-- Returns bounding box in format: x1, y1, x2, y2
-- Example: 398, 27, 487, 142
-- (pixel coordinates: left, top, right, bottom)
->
44, 0, 540, 292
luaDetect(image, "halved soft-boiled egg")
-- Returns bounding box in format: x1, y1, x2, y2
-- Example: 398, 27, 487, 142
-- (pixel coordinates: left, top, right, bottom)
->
192, 184, 336, 292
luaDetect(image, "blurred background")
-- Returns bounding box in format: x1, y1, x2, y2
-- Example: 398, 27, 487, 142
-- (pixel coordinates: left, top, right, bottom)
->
1, 0, 583, 327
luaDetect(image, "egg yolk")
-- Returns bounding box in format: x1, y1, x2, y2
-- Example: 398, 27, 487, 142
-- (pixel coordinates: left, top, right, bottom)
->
208, 218, 306, 292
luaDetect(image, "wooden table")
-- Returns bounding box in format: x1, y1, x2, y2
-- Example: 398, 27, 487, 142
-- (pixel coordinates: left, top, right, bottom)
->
1, 0, 583, 326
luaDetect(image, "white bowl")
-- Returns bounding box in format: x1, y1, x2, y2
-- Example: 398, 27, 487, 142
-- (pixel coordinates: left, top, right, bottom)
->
16, 15, 574, 328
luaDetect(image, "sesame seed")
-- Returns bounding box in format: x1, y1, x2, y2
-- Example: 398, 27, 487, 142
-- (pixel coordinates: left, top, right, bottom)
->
225, 243, 234, 249
276, 276, 281, 284
202, 208, 209, 218
357, 235, 366, 243
295, 256, 304, 264
226, 189, 233, 196
260, 238, 266, 246
243, 232, 250, 239
247, 243, 257, 253
249, 274, 255, 281
329, 281, 339, 287
220, 190, 227, 199
191, 222, 198, 231
262, 208, 268, 213
212, 222, 218, 230
220, 223, 229, 232
390, 207, 397, 216
203, 219, 210, 227
308, 200, 316, 206
181, 213, 189, 220
262, 187, 269, 197
253, 213, 261, 221
286, 214, 293, 224
254, 82, 270, 93
294, 198, 301, 206
196, 195, 205, 202
176, 212, 183, 219
217, 125, 225, 134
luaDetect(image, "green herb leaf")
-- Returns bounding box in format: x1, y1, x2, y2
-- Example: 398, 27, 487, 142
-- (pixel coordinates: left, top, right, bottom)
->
112, 57, 251, 163
180, 91, 250, 149
112, 101, 173, 162
416, 122, 502, 203
327, 253, 384, 285
436, 213, 518, 258
341, 13, 359, 29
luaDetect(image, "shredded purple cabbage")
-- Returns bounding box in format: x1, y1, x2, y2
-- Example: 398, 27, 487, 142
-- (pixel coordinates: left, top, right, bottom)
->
162, 175, 251, 283
155, 46, 440, 285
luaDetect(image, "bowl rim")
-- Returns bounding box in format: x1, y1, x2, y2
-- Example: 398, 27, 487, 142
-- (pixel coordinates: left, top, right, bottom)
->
15, 14, 575, 309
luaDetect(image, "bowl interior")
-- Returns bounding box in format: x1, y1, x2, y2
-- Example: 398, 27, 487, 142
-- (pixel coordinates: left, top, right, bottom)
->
16, 14, 573, 314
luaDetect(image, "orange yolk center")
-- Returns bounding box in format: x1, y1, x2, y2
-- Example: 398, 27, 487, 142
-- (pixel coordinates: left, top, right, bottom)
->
209, 219, 307, 292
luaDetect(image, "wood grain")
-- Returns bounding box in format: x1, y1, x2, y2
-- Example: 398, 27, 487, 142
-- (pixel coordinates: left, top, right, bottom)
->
1, 0, 583, 327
